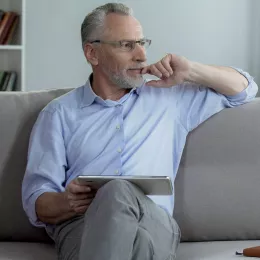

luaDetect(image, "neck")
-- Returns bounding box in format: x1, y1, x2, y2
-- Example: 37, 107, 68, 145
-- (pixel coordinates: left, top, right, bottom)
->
90, 71, 130, 101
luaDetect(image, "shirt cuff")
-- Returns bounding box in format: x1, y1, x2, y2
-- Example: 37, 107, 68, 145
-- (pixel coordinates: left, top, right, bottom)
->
26, 189, 56, 228
225, 67, 255, 102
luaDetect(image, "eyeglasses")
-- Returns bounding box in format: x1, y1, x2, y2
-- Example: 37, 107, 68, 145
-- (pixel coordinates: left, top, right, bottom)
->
89, 38, 151, 52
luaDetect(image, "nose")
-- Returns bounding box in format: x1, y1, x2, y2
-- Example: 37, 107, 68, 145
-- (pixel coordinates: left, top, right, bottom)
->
132, 43, 147, 63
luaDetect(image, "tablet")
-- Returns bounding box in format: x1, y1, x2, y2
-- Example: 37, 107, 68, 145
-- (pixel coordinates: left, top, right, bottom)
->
77, 175, 173, 195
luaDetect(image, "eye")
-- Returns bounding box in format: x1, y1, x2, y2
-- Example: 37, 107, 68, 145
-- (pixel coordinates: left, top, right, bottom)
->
121, 41, 133, 49
139, 40, 146, 46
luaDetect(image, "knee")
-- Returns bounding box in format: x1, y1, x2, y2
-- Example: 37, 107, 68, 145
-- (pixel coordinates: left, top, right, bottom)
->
98, 179, 140, 197
104, 179, 129, 190
95, 179, 145, 208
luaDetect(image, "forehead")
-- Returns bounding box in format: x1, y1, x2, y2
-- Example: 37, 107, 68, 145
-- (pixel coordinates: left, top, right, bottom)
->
103, 13, 143, 40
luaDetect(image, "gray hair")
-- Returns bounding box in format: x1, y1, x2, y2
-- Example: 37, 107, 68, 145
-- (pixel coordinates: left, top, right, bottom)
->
81, 3, 133, 49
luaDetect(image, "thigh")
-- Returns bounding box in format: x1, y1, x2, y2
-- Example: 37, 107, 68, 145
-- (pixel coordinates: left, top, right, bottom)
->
53, 216, 84, 260
110, 180, 181, 259
139, 199, 181, 260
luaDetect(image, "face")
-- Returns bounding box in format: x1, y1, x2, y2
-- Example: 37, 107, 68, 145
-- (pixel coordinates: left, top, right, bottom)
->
91, 13, 147, 89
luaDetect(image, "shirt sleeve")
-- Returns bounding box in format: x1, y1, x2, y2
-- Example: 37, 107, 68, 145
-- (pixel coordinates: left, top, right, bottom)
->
174, 67, 258, 132
22, 105, 67, 227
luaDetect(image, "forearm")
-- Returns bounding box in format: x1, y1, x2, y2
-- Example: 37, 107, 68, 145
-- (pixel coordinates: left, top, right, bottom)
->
35, 192, 77, 225
186, 62, 248, 96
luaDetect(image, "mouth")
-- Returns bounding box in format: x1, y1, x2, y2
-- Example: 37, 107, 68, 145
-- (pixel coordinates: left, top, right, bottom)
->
127, 68, 143, 74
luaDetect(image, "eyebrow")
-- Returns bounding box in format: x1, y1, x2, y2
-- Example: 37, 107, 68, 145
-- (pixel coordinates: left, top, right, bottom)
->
118, 38, 145, 41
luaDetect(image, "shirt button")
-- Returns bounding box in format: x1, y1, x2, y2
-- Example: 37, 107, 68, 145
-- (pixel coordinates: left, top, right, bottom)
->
117, 148, 122, 153
115, 170, 119, 174
116, 125, 121, 130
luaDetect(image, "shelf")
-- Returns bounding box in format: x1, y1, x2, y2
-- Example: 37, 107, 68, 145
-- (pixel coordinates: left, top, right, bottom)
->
0, 0, 24, 91
0, 49, 21, 90
0, 45, 22, 50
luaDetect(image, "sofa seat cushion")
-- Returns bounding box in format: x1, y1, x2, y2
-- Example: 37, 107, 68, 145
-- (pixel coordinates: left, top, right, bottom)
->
177, 240, 260, 259
0, 242, 56, 260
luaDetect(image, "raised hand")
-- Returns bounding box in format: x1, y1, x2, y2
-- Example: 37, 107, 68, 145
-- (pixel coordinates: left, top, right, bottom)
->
141, 53, 191, 87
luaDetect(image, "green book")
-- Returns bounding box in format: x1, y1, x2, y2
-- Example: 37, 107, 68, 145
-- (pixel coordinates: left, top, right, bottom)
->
5, 71, 17, 91
0, 71, 7, 91
1, 72, 11, 91
0, 10, 5, 23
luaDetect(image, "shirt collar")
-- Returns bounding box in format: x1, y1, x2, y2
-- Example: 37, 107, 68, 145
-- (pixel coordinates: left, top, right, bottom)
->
80, 74, 97, 108
80, 74, 143, 108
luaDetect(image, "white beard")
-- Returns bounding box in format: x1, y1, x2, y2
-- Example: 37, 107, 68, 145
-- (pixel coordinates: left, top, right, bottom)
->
103, 68, 144, 89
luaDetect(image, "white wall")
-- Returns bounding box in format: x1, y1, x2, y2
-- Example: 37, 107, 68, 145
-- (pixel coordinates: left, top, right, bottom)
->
249, 0, 260, 85
25, 0, 260, 92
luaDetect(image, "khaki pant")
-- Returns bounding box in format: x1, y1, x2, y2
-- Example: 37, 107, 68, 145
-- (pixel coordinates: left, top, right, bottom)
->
52, 179, 181, 260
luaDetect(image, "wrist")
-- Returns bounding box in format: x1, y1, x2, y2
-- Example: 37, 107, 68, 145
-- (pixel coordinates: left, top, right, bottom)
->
185, 61, 200, 82
54, 192, 77, 224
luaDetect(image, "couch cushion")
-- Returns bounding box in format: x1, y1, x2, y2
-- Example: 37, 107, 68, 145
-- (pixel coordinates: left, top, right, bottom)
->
0, 89, 72, 242
174, 98, 260, 242
177, 240, 260, 259
0, 242, 56, 260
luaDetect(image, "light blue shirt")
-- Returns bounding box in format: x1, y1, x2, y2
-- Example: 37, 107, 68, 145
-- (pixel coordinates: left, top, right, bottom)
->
22, 68, 258, 233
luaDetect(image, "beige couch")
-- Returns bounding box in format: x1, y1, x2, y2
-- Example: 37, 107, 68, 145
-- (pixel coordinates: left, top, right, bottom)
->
0, 89, 260, 259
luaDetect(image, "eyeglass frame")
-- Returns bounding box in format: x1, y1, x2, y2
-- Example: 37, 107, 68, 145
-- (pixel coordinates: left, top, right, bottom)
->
88, 38, 152, 51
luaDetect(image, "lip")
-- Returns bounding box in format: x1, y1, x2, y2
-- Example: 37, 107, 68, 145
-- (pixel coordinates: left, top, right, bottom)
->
128, 68, 143, 74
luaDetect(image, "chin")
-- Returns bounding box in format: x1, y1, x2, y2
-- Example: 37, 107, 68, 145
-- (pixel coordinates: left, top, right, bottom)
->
109, 70, 144, 89
123, 77, 144, 89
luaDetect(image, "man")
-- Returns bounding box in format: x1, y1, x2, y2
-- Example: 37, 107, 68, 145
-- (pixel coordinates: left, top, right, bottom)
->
22, 2, 258, 260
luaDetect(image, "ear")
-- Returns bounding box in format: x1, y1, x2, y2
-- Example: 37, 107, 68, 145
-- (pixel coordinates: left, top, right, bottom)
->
83, 43, 99, 66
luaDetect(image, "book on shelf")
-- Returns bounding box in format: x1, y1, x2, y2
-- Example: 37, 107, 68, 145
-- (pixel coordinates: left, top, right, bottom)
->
0, 10, 5, 22
0, 10, 19, 45
0, 71, 17, 91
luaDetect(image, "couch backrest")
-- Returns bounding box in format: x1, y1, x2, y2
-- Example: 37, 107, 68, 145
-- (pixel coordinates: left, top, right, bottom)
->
174, 98, 260, 242
0, 90, 260, 242
0, 89, 71, 242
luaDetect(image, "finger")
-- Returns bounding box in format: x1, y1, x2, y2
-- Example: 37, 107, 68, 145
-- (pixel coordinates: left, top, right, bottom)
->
84, 182, 100, 191
69, 199, 93, 210
155, 62, 171, 78
73, 178, 92, 188
69, 192, 96, 201
161, 57, 173, 75
73, 198, 93, 208
149, 65, 164, 78
141, 66, 149, 74
146, 80, 165, 87
67, 182, 91, 194
75, 205, 89, 215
